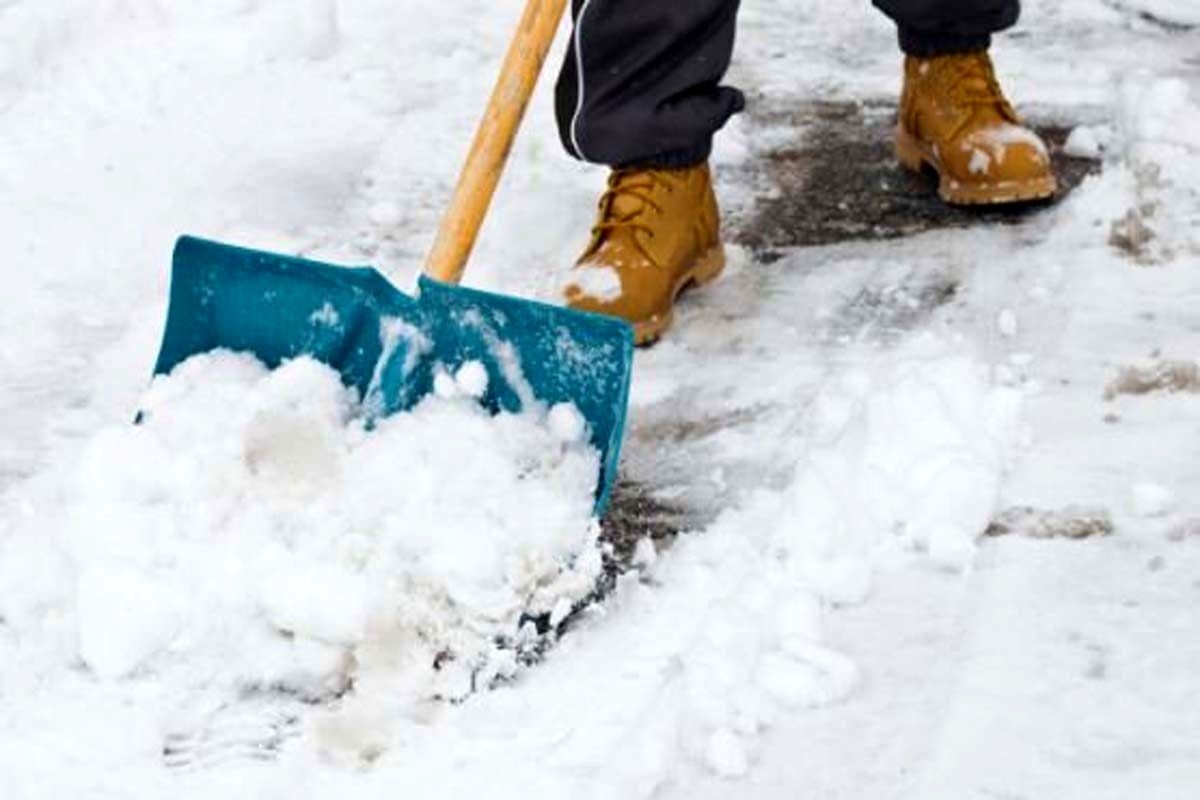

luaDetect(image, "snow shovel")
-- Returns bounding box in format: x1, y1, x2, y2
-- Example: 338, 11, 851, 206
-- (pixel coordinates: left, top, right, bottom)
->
151, 0, 633, 514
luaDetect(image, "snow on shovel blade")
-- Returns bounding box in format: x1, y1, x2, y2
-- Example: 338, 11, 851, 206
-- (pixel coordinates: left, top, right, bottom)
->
154, 236, 634, 514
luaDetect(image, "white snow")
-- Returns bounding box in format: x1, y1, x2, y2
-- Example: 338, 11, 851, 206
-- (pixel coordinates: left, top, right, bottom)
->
1132, 482, 1176, 518
453, 360, 490, 400
547, 401, 588, 443
705, 727, 750, 778
1, 0, 1199, 798
997, 308, 1018, 338
970, 121, 1050, 167
0, 352, 604, 755
1063, 124, 1113, 159
563, 263, 624, 302
968, 147, 992, 175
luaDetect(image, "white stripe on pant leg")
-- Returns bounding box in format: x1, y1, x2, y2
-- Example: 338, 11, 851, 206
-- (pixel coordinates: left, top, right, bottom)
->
569, 0, 597, 161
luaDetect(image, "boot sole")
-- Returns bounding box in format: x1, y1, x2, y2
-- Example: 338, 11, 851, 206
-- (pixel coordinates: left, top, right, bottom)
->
634, 244, 726, 347
895, 126, 1058, 206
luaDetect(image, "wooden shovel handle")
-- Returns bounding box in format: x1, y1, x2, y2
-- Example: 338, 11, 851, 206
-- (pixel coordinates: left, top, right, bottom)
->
423, 0, 569, 285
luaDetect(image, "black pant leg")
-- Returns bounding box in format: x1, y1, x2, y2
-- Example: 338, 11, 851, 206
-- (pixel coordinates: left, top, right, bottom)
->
872, 0, 1021, 55
554, 0, 744, 168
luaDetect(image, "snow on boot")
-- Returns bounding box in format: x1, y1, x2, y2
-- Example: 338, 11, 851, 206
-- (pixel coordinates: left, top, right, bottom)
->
895, 51, 1057, 205
562, 163, 725, 346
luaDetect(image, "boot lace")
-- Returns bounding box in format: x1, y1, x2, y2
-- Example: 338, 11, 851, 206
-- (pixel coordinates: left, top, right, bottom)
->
593, 168, 675, 242
936, 52, 1018, 138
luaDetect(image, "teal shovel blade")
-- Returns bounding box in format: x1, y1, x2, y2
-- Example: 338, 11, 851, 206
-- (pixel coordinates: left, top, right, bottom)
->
154, 236, 634, 514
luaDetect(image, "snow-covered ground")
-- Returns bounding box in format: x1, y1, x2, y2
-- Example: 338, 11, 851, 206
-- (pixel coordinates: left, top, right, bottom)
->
1, 0, 1199, 797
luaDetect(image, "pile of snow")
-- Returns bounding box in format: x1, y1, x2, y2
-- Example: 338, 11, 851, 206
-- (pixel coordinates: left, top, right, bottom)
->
0, 352, 602, 714
0, 335, 1022, 796
777, 343, 1022, 577
303, 338, 1022, 795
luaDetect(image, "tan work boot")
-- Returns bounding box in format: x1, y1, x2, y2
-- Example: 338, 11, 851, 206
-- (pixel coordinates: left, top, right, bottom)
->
896, 51, 1057, 205
562, 164, 725, 346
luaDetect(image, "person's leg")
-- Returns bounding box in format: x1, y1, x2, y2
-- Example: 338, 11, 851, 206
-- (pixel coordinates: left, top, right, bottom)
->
554, 0, 744, 168
873, 0, 1057, 205
872, 0, 1020, 57
555, 0, 743, 345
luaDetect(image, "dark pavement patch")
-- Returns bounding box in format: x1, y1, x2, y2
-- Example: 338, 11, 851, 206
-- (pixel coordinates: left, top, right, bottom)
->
732, 100, 1101, 260
600, 479, 691, 569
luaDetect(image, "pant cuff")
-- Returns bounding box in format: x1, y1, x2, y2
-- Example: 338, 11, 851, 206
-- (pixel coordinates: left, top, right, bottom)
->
898, 28, 991, 57
616, 140, 713, 170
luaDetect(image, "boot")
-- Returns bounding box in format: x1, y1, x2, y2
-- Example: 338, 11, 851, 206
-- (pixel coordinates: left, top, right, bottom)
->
563, 164, 725, 346
896, 51, 1057, 205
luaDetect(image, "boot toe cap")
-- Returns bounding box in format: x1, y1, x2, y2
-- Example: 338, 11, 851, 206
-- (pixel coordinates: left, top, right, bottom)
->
958, 125, 1053, 184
